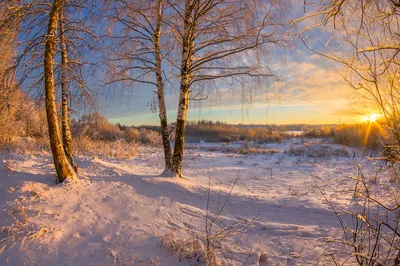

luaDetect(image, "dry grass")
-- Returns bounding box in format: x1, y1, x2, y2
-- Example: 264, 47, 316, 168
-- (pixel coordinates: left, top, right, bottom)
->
73, 136, 138, 159
0, 197, 49, 253
0, 136, 139, 160
0, 137, 50, 154
160, 232, 221, 266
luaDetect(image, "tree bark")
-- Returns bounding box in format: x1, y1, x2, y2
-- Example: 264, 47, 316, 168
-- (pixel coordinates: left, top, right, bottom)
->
171, 0, 194, 177
59, 6, 77, 172
171, 83, 190, 177
154, 0, 172, 172
44, 0, 77, 183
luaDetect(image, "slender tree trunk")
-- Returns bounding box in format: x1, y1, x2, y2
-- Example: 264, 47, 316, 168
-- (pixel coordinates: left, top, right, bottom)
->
59, 6, 77, 172
171, 82, 190, 177
154, 0, 172, 172
44, 0, 77, 183
171, 0, 194, 177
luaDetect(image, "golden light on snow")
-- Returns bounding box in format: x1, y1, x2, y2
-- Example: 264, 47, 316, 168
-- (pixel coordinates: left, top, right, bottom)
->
362, 113, 381, 123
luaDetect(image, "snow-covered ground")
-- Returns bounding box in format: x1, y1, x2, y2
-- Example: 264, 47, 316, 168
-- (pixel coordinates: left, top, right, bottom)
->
0, 140, 375, 265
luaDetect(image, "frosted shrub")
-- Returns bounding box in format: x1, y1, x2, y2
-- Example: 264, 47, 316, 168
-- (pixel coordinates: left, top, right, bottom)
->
189, 142, 280, 154
160, 232, 222, 266
137, 128, 161, 146
122, 127, 139, 142
288, 143, 350, 158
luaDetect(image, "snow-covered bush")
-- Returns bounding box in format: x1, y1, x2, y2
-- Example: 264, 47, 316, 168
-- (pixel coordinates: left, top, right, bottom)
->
137, 128, 161, 146
288, 143, 350, 158
186, 142, 280, 155
122, 127, 139, 142
160, 232, 221, 266
227, 142, 280, 154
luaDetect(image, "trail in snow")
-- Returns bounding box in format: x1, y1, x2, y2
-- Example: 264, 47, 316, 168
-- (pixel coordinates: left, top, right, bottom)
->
0, 141, 368, 265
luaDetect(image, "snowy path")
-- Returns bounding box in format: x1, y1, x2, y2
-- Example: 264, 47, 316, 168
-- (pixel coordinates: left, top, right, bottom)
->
0, 145, 361, 265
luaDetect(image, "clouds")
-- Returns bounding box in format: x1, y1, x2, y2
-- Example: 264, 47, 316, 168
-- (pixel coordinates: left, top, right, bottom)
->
103, 47, 371, 125
101, 21, 375, 125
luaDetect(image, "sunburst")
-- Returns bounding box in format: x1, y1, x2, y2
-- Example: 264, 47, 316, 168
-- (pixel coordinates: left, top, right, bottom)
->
361, 113, 384, 147
362, 113, 381, 123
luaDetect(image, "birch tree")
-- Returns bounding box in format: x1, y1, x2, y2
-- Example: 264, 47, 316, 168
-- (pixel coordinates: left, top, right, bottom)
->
44, 0, 77, 182
59, 4, 78, 171
169, 0, 288, 177
0, 0, 76, 182
105, 0, 174, 171
0, 0, 99, 182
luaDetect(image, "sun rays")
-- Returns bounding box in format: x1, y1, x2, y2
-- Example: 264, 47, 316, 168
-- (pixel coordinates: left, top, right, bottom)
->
361, 113, 386, 147
362, 113, 381, 123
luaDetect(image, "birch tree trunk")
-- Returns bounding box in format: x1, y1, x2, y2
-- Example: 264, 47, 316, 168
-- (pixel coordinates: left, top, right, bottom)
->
154, 0, 172, 171
171, 0, 194, 177
59, 6, 77, 172
44, 0, 77, 183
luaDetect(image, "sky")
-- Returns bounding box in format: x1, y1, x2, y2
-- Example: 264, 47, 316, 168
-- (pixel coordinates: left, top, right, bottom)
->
94, 2, 378, 126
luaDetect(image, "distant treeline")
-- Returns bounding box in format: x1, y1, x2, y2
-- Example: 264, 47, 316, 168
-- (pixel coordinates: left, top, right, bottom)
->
136, 120, 336, 143
134, 120, 389, 149
0, 110, 391, 151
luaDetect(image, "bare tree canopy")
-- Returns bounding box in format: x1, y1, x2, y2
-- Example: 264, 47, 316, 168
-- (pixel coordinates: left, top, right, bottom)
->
294, 0, 400, 144
169, 0, 290, 176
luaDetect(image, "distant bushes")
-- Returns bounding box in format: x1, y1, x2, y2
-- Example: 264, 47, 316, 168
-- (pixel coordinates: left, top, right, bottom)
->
333, 123, 386, 149
0, 91, 47, 145
185, 141, 281, 154
287, 143, 350, 158
73, 136, 137, 159
0, 111, 160, 156
184, 120, 289, 143
0, 107, 392, 155
71, 112, 161, 146
303, 126, 334, 138
180, 121, 342, 143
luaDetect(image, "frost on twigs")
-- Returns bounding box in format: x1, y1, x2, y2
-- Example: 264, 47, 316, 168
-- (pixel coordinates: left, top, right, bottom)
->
311, 158, 400, 265
161, 173, 257, 265
160, 231, 222, 266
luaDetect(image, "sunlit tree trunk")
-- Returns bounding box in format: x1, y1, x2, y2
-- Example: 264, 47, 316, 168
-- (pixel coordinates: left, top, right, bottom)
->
44, 0, 77, 183
154, 0, 172, 172
59, 6, 77, 172
171, 0, 194, 177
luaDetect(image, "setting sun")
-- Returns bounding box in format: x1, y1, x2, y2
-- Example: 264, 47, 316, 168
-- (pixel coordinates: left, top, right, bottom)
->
362, 113, 381, 123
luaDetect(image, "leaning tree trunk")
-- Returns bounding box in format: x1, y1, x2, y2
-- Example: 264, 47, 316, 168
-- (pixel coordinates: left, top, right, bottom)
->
154, 0, 172, 171
59, 6, 77, 172
171, 0, 194, 177
44, 0, 77, 183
